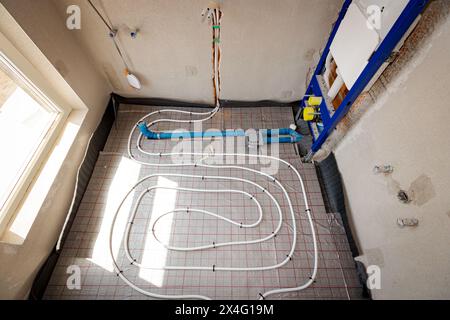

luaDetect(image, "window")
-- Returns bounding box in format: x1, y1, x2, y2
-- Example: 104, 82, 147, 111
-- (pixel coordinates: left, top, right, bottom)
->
0, 33, 70, 236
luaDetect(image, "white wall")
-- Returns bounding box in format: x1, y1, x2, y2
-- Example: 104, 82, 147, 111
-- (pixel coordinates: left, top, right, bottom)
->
54, 0, 343, 103
0, 0, 111, 299
334, 14, 450, 299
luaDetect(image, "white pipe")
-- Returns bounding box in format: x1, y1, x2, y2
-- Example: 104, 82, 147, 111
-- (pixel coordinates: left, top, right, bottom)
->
56, 133, 94, 251
327, 68, 344, 101
107, 7, 318, 300
107, 107, 318, 299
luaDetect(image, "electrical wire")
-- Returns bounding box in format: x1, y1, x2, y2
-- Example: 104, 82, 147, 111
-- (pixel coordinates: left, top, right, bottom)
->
87, 0, 114, 32
87, 0, 130, 70
111, 39, 131, 70
108, 110, 318, 299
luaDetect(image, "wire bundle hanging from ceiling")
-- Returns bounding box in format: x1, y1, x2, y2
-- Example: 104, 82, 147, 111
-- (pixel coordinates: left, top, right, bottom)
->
205, 5, 222, 107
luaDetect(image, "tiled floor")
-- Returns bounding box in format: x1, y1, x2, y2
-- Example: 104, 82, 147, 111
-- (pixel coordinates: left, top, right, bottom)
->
44, 105, 364, 300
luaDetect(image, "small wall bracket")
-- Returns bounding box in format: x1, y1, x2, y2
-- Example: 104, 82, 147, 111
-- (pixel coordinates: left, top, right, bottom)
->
373, 165, 394, 175
397, 218, 419, 228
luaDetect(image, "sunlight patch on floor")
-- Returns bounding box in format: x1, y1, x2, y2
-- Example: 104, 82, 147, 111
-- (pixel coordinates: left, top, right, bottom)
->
139, 176, 178, 287
89, 157, 141, 272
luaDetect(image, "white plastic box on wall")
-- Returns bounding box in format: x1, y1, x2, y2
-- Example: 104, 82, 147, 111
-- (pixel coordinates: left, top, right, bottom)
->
356, 0, 409, 39
329, 0, 419, 93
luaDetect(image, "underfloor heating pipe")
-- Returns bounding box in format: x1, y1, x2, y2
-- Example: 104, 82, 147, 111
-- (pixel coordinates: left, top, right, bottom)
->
107, 105, 319, 299
108, 7, 318, 300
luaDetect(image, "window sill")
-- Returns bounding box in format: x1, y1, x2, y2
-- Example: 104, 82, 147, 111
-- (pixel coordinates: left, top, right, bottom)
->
0, 109, 87, 245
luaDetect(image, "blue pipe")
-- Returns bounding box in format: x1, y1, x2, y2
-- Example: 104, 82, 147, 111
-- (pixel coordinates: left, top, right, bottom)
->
260, 128, 303, 143
138, 122, 302, 144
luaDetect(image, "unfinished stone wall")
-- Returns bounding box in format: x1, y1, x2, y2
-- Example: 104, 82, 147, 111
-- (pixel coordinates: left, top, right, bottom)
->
313, 0, 450, 162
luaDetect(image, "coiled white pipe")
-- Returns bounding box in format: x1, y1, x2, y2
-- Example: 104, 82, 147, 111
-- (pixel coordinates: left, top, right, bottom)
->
108, 7, 318, 300
213, 8, 221, 106
119, 173, 284, 263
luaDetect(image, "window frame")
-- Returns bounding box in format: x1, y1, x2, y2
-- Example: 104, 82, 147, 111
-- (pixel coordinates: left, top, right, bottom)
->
0, 31, 71, 236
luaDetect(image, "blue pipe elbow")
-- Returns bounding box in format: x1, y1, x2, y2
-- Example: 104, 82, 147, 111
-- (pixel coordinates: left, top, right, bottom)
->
261, 128, 302, 144
288, 128, 303, 143
138, 122, 159, 139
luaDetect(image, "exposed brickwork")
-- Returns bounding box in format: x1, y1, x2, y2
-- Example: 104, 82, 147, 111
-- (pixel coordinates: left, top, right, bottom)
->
314, 0, 450, 162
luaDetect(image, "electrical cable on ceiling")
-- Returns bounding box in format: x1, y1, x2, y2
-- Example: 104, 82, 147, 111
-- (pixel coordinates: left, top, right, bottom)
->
87, 0, 114, 32
87, 0, 141, 89
107, 5, 319, 300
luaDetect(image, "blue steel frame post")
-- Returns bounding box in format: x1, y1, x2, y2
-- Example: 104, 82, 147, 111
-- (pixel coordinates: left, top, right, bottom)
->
295, 0, 352, 122
301, 0, 429, 160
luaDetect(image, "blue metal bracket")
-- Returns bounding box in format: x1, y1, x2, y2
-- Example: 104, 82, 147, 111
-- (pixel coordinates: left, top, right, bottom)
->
299, 0, 429, 157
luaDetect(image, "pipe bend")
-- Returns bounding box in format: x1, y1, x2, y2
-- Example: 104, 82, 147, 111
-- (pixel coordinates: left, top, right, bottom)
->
138, 122, 158, 139
288, 128, 303, 143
